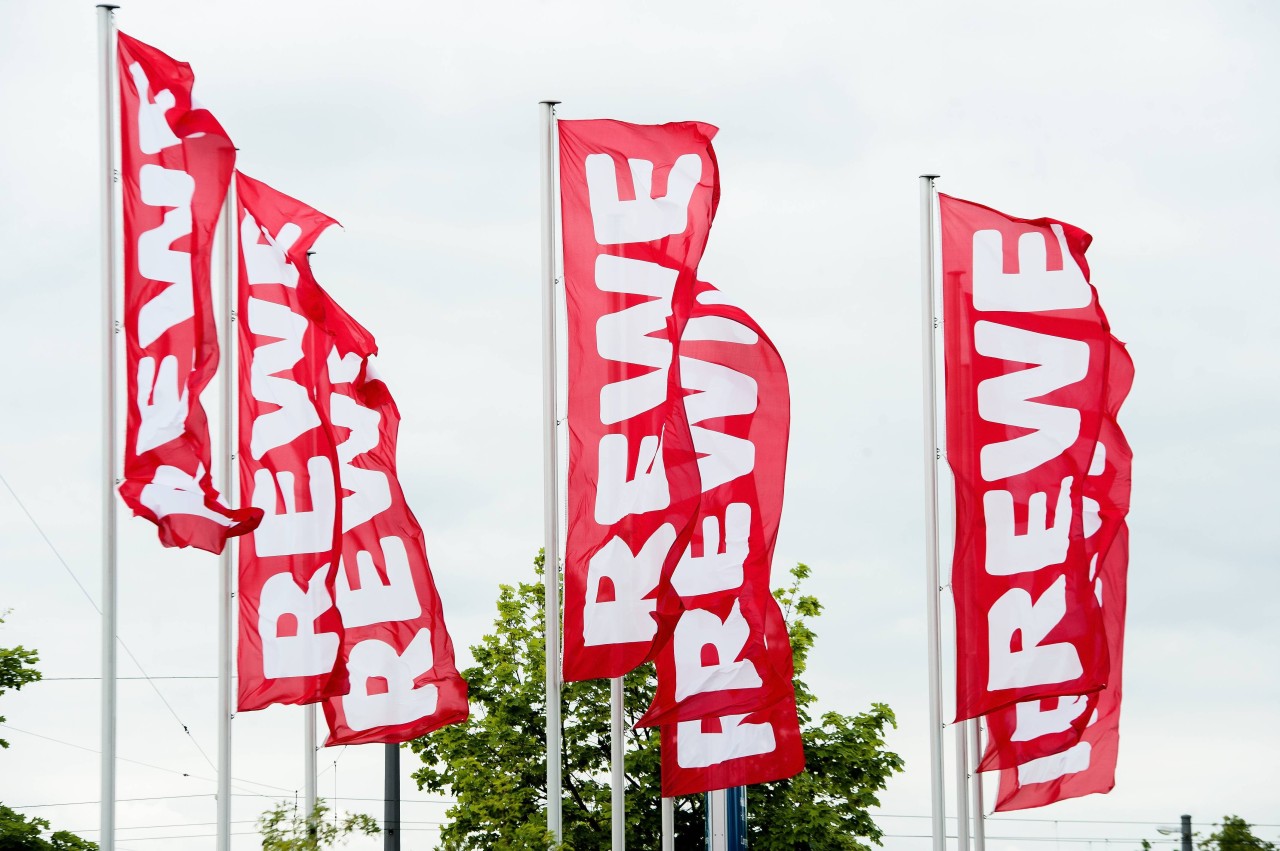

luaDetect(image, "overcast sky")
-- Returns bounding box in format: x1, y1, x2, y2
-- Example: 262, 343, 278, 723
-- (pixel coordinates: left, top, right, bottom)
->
1, 1, 1278, 849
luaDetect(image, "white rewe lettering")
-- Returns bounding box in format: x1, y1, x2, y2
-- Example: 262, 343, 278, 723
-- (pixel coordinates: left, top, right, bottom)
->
136, 165, 195, 348
251, 458, 336, 557
681, 356, 757, 492
127, 62, 181, 155
670, 503, 750, 597
241, 212, 302, 288
595, 255, 679, 424
983, 476, 1073, 576
987, 575, 1083, 690
248, 297, 320, 460
329, 392, 391, 533
1016, 741, 1092, 785
676, 714, 776, 769
672, 600, 763, 701
342, 629, 439, 732
972, 225, 1092, 314
259, 563, 340, 679
975, 321, 1089, 482
139, 463, 235, 526
1012, 694, 1090, 742
586, 153, 702, 245
595, 433, 670, 525
583, 524, 676, 646
135, 355, 189, 454
336, 535, 421, 628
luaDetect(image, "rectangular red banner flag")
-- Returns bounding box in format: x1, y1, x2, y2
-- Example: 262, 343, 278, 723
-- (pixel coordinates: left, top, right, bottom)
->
981, 339, 1133, 774
994, 522, 1128, 810
117, 33, 260, 553
661, 599, 804, 796
940, 194, 1114, 721
314, 295, 470, 745
236, 173, 346, 710
559, 119, 719, 682
639, 282, 793, 727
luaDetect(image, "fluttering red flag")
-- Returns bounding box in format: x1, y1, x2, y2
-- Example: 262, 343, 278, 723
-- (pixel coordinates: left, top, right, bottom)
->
940, 194, 1116, 721
234, 174, 469, 739
558, 119, 718, 682
313, 290, 470, 745
980, 338, 1133, 774
117, 33, 261, 553
661, 590, 804, 796
235, 173, 346, 710
639, 282, 793, 728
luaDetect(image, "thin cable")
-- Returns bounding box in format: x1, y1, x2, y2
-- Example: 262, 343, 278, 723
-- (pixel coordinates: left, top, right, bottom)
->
0, 723, 292, 795
0, 468, 218, 774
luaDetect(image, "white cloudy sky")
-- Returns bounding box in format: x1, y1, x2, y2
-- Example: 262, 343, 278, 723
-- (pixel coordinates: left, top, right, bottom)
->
1, 1, 1277, 849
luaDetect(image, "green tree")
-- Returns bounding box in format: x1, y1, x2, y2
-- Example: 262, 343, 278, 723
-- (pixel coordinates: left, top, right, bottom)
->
257, 800, 379, 850
1, 615, 97, 850
1199, 816, 1278, 851
1, 612, 43, 750
409, 554, 904, 850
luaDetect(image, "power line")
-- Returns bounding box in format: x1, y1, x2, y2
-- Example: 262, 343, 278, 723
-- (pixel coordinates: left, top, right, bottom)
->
1, 468, 221, 779
0, 723, 293, 795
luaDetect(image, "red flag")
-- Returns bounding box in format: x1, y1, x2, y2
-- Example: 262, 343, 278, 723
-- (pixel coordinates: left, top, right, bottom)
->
235, 173, 346, 710
661, 598, 804, 796
639, 283, 792, 727
940, 194, 1114, 720
981, 339, 1133, 773
993, 522, 1129, 810
315, 303, 469, 745
559, 119, 718, 682
117, 33, 260, 553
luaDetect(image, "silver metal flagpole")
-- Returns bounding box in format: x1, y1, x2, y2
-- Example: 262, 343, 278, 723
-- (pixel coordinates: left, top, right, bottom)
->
97, 6, 120, 850
919, 174, 946, 851
217, 168, 238, 851
956, 721, 971, 851
611, 676, 625, 849
305, 705, 317, 826
970, 721, 987, 851
661, 797, 675, 851
539, 98, 563, 847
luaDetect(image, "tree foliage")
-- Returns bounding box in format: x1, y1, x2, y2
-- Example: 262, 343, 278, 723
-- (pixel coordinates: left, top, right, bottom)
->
409, 554, 904, 850
257, 800, 380, 850
1, 615, 96, 849
1, 612, 43, 750
1199, 816, 1279, 851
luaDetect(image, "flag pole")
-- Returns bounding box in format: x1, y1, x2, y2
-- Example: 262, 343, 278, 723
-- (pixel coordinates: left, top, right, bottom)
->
538, 98, 563, 847
970, 721, 987, 851
97, 6, 120, 850
661, 797, 675, 850
217, 167, 238, 851
956, 720, 971, 851
611, 676, 625, 849
919, 174, 946, 851
305, 705, 317, 827
384, 744, 400, 850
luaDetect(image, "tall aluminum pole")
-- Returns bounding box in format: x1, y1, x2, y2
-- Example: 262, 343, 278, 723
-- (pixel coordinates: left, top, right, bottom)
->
384, 744, 400, 851
97, 7, 120, 850
661, 797, 675, 851
611, 676, 625, 849
539, 98, 563, 847
305, 705, 318, 827
969, 721, 986, 851
217, 167, 237, 851
919, 174, 946, 851
1180, 815, 1192, 851
955, 721, 971, 851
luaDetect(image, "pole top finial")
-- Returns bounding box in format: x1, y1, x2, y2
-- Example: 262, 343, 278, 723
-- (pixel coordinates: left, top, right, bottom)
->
97, 4, 121, 9
920, 173, 940, 179
540, 100, 562, 105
